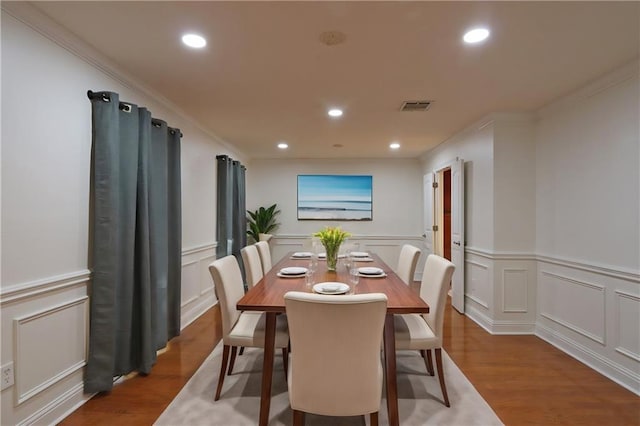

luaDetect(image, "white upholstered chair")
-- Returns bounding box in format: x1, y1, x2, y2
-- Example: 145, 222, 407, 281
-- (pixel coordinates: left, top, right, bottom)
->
241, 244, 264, 289
209, 255, 289, 401
394, 254, 455, 407
284, 291, 388, 426
255, 241, 272, 274
395, 244, 421, 285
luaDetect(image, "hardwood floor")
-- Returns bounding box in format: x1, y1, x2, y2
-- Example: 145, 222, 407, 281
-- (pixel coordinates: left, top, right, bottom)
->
60, 293, 639, 426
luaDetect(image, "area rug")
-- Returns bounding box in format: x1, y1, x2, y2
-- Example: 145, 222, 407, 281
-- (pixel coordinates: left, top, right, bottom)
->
155, 344, 503, 425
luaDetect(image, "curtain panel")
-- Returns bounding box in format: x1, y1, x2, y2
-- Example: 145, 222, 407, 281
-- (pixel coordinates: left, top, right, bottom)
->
86, 90, 182, 393
216, 155, 246, 272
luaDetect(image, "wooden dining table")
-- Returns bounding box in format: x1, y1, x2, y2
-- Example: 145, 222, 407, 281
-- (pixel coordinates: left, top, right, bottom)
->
236, 251, 429, 426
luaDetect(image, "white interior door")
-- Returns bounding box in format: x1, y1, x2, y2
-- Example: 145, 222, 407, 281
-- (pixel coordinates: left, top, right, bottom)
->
423, 173, 435, 255
450, 158, 465, 313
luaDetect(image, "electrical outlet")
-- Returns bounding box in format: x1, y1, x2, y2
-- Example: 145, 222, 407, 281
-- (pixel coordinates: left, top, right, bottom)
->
1, 362, 15, 390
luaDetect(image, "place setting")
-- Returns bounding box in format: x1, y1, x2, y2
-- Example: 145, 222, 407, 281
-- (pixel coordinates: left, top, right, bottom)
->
290, 251, 313, 259
312, 281, 351, 295
357, 266, 387, 278
349, 251, 374, 262
276, 266, 308, 278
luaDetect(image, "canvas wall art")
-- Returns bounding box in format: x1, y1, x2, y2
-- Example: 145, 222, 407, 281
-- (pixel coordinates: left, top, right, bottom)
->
297, 175, 373, 220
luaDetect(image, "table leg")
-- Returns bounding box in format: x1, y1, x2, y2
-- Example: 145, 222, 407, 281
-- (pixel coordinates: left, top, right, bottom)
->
383, 313, 399, 426
259, 312, 277, 426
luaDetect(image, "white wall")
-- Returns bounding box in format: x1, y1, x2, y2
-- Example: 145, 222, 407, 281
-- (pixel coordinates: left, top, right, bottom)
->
534, 61, 640, 394
535, 62, 639, 271
420, 61, 640, 393
247, 158, 424, 267
1, 6, 240, 424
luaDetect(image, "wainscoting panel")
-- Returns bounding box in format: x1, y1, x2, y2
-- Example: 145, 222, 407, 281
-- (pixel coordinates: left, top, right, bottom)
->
535, 257, 640, 395
614, 290, 640, 362
14, 296, 88, 405
539, 270, 606, 345
502, 269, 528, 313
465, 259, 490, 310
180, 243, 217, 329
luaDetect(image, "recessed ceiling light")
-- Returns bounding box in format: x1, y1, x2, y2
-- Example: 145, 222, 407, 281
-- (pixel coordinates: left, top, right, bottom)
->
277, 142, 288, 149
390, 142, 401, 150
182, 33, 207, 48
328, 108, 343, 118
463, 28, 490, 44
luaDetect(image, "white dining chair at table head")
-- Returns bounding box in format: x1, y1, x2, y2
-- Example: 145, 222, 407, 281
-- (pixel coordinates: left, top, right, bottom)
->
284, 291, 388, 426
241, 244, 263, 290
208, 255, 289, 401
393, 254, 455, 407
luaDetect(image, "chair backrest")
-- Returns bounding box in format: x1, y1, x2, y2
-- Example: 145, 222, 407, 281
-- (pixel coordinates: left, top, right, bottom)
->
209, 256, 245, 339
241, 244, 264, 289
396, 244, 421, 285
419, 254, 455, 343
284, 291, 388, 416
255, 241, 272, 274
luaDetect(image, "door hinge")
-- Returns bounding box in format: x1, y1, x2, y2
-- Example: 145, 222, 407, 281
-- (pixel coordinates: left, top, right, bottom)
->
432, 182, 438, 188
432, 225, 438, 231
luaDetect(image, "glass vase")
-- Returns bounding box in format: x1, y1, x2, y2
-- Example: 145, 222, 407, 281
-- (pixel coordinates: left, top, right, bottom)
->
324, 243, 340, 271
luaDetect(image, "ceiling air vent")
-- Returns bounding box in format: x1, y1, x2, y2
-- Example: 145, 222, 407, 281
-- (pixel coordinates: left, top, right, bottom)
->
400, 100, 433, 112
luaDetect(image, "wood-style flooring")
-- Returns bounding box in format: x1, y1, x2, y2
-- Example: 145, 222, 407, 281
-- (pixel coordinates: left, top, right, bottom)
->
59, 289, 639, 426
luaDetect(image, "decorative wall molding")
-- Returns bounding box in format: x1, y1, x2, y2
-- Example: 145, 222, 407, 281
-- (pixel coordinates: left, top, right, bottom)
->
536, 322, 640, 396
14, 296, 88, 405
614, 290, 640, 362
465, 247, 638, 283
18, 382, 91, 426
182, 243, 216, 257
539, 271, 606, 345
0, 270, 91, 305
502, 269, 528, 313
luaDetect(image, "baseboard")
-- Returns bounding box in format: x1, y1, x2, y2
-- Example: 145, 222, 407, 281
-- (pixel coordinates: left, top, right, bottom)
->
536, 323, 640, 396
181, 296, 217, 330
17, 382, 93, 426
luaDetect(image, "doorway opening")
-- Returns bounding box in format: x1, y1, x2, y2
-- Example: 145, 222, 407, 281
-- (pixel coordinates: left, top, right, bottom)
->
435, 167, 452, 261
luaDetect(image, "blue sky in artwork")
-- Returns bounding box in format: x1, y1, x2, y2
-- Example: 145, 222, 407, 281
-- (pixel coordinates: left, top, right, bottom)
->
298, 175, 372, 202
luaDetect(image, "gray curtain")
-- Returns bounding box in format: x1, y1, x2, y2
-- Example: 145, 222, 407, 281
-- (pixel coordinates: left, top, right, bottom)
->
216, 155, 246, 268
85, 90, 182, 393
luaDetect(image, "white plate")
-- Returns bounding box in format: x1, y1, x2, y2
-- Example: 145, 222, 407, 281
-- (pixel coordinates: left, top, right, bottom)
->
358, 267, 384, 275
358, 272, 387, 278
354, 257, 374, 262
292, 252, 313, 258
350, 251, 369, 258
277, 272, 306, 278
313, 282, 350, 295
280, 266, 308, 275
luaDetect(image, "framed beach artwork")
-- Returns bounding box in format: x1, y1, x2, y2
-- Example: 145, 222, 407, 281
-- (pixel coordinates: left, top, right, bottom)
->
297, 175, 373, 221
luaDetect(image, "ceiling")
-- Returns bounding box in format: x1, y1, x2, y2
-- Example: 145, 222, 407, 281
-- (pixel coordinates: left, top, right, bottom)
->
29, 1, 639, 159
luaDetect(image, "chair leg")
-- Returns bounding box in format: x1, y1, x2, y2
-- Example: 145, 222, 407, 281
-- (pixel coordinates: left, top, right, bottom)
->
421, 349, 434, 376
214, 345, 230, 401
434, 348, 450, 407
292, 409, 305, 426
227, 346, 238, 375
370, 411, 379, 426
282, 347, 289, 382
239, 346, 245, 355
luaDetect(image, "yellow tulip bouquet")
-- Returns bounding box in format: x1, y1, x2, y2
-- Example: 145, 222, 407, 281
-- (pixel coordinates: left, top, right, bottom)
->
313, 226, 351, 271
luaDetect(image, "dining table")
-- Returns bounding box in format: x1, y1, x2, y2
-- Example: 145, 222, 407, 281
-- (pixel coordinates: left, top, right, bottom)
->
236, 250, 429, 426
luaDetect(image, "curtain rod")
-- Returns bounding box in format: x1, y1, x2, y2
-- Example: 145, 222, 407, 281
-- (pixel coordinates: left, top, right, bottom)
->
87, 90, 183, 137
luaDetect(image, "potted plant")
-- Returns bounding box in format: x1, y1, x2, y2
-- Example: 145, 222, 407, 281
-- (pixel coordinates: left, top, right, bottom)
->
247, 204, 281, 243
313, 226, 351, 271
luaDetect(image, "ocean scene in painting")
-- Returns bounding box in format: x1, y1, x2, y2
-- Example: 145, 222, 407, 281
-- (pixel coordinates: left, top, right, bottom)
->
297, 175, 372, 220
